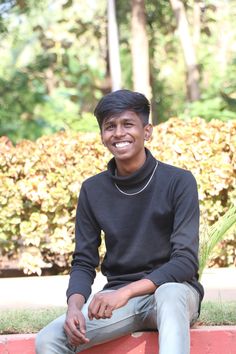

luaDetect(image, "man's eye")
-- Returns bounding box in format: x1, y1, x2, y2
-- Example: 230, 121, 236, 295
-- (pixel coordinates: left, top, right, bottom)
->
125, 122, 133, 127
106, 124, 114, 130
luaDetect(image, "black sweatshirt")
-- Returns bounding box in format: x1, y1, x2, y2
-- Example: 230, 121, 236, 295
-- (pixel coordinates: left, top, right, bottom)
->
67, 149, 204, 303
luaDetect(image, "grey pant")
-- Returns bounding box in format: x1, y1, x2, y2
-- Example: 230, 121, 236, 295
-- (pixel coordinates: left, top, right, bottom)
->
36, 282, 200, 354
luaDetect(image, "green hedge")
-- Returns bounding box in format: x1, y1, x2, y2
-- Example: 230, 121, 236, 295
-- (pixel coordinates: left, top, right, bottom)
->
0, 118, 235, 274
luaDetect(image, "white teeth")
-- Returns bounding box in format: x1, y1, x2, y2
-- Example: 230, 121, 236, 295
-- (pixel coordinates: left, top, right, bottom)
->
115, 142, 130, 148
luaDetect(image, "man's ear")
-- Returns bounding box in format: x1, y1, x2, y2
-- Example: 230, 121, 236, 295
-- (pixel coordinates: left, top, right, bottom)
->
144, 124, 153, 141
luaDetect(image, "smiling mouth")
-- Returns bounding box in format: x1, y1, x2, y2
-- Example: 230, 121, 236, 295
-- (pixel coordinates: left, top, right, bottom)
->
113, 141, 131, 148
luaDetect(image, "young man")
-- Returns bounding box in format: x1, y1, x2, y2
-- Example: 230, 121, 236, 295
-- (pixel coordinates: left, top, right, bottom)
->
36, 89, 204, 354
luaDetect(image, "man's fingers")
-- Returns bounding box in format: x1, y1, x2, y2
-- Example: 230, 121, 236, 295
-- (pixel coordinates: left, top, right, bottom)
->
88, 304, 114, 320
88, 299, 100, 320
69, 331, 89, 346
96, 302, 108, 319
64, 323, 89, 346
104, 307, 113, 318
64, 313, 89, 347
88, 300, 106, 320
77, 317, 86, 335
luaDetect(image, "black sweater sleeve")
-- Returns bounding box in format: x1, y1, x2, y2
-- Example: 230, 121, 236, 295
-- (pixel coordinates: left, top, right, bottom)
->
145, 171, 200, 286
66, 184, 101, 302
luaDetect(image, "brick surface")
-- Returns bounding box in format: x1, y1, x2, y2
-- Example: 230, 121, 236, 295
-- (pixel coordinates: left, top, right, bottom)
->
1, 327, 236, 354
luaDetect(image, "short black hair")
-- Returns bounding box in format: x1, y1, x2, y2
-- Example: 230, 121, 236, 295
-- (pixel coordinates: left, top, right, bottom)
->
94, 89, 150, 129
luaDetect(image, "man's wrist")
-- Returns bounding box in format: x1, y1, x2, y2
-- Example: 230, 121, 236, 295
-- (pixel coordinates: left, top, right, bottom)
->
118, 279, 157, 300
117, 286, 133, 301
68, 293, 85, 310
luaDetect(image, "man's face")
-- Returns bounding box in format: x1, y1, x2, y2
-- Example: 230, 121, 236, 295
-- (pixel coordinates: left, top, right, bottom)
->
101, 110, 152, 164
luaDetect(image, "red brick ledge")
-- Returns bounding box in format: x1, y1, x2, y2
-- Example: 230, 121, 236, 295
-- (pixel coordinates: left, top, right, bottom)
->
0, 327, 236, 354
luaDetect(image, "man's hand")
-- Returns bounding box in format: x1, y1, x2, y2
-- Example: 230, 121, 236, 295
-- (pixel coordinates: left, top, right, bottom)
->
64, 295, 89, 347
88, 288, 130, 320
88, 279, 157, 320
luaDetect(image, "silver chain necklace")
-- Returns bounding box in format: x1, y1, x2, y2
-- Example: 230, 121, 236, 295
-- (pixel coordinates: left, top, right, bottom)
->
114, 162, 158, 196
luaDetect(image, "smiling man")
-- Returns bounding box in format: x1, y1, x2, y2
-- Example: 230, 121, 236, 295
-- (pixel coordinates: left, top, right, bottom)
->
101, 110, 152, 175
36, 89, 204, 354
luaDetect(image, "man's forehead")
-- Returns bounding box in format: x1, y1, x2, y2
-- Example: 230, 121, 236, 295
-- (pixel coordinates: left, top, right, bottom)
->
104, 111, 138, 123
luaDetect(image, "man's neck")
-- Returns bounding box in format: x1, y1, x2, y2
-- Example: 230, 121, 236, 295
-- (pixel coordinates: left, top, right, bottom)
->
115, 153, 146, 177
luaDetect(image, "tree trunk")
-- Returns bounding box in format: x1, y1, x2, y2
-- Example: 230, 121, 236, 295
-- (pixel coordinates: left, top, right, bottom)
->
193, 0, 201, 47
107, 0, 122, 91
170, 0, 200, 101
215, 0, 232, 73
131, 0, 152, 105
45, 68, 56, 95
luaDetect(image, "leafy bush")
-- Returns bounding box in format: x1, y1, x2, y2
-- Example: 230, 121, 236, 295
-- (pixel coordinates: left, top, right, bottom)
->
0, 118, 235, 274
151, 118, 236, 268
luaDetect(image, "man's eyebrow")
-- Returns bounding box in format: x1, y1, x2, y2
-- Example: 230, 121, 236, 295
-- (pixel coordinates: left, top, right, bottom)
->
104, 117, 135, 124
103, 118, 115, 125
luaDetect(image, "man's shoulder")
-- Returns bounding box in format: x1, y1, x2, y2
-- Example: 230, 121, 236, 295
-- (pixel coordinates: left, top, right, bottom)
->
83, 170, 108, 187
158, 160, 192, 177
157, 161, 196, 185
157, 161, 198, 198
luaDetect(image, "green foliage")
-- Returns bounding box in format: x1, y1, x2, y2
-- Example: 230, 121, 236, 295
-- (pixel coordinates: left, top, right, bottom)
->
180, 58, 236, 121
0, 118, 236, 274
0, 0, 106, 143
0, 69, 49, 142
181, 99, 236, 122
1, 0, 236, 142
150, 117, 236, 268
0, 130, 110, 274
199, 205, 236, 278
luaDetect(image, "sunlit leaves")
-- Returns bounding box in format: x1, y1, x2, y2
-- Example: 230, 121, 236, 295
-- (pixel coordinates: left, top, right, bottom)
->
0, 117, 235, 274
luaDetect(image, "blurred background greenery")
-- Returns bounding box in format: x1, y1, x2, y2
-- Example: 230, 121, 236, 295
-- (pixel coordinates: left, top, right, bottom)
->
0, 1, 236, 274
0, 0, 235, 144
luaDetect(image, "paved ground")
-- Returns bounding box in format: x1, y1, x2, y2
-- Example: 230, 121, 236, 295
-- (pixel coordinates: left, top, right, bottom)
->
0, 268, 235, 309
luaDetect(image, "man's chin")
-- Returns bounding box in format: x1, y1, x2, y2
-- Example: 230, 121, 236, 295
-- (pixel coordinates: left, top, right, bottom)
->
112, 150, 133, 160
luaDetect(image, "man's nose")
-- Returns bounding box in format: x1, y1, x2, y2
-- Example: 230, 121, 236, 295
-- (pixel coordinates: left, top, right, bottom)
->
114, 125, 125, 137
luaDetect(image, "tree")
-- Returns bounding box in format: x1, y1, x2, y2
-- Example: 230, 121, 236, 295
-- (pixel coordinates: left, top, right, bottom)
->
1, 0, 235, 142
131, 0, 152, 104
169, 0, 200, 101
107, 0, 122, 91
0, 0, 107, 142
193, 0, 201, 48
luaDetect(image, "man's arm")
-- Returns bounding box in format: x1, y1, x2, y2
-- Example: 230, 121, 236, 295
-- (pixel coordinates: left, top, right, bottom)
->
88, 279, 157, 320
145, 171, 200, 286
65, 184, 101, 346
64, 294, 90, 346
66, 184, 101, 303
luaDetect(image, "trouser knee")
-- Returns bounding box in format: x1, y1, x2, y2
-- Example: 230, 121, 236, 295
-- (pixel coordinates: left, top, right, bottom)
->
153, 283, 197, 354
35, 330, 47, 353
154, 282, 199, 327
154, 282, 191, 322
155, 283, 188, 306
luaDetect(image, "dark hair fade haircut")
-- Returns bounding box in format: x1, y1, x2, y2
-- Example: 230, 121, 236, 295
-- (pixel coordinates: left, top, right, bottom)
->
94, 89, 150, 129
